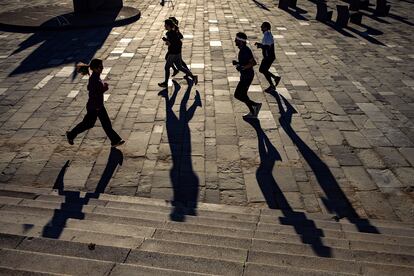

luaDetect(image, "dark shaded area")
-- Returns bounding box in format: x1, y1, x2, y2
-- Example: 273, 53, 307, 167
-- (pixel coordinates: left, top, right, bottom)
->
252, 0, 271, 10
42, 148, 123, 238
9, 26, 112, 78
158, 80, 201, 222
0, 4, 140, 32
245, 118, 332, 257
270, 90, 379, 234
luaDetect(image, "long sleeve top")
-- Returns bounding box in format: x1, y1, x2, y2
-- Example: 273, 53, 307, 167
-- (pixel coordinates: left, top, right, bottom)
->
86, 72, 108, 110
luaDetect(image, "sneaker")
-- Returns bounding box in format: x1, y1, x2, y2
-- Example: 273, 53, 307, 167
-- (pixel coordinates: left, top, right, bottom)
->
274, 76, 281, 86
172, 69, 179, 77
242, 112, 256, 119
111, 140, 125, 148
66, 131, 74, 145
193, 75, 198, 85
253, 103, 262, 117
158, 82, 168, 88
264, 85, 276, 93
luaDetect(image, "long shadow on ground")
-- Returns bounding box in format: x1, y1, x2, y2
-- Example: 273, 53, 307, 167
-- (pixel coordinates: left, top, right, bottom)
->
158, 80, 202, 222
245, 118, 332, 257
42, 148, 123, 238
269, 90, 379, 234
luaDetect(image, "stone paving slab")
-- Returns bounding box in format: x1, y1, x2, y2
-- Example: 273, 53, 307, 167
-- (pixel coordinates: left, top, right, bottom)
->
0, 0, 413, 222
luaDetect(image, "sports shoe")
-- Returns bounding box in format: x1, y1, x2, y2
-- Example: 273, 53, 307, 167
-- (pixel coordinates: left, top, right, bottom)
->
111, 140, 125, 148
264, 85, 276, 93
253, 103, 262, 117
242, 112, 256, 119
172, 69, 179, 77
158, 82, 168, 88
66, 131, 74, 145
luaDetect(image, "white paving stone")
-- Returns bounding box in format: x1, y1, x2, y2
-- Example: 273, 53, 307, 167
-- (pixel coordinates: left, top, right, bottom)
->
301, 42, 312, 46
55, 66, 74, 77
121, 53, 135, 58
225, 15, 233, 18
0, 88, 7, 96
277, 87, 292, 99
277, 27, 287, 30
183, 34, 194, 39
299, 22, 310, 26
34, 75, 53, 90
387, 56, 402, 61
285, 52, 297, 55
227, 76, 239, 82
273, 35, 284, 39
248, 85, 262, 92
111, 47, 126, 54
291, 80, 307, 86
67, 90, 80, 98
209, 26, 219, 32
190, 63, 205, 69
104, 94, 110, 102
239, 18, 249, 22
208, 19, 218, 23
101, 67, 111, 80
210, 41, 222, 47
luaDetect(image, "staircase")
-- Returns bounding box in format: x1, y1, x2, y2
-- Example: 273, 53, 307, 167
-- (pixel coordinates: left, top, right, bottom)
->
0, 183, 413, 275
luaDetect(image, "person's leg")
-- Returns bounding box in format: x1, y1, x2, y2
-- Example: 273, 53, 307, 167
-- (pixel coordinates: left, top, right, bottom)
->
174, 54, 198, 84
259, 59, 274, 87
234, 76, 256, 114
67, 109, 98, 141
159, 55, 174, 87
97, 107, 122, 145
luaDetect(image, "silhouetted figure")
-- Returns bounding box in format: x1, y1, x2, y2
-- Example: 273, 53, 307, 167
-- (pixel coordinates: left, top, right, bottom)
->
158, 19, 198, 88
245, 118, 332, 257
168, 17, 190, 77
255, 22, 281, 92
158, 81, 201, 221
42, 148, 123, 238
271, 91, 379, 234
232, 32, 262, 119
66, 59, 125, 147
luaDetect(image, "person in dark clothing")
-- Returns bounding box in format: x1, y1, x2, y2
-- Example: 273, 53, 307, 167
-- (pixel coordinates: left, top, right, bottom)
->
255, 22, 281, 92
233, 32, 262, 119
66, 59, 125, 147
168, 17, 190, 77
158, 19, 198, 88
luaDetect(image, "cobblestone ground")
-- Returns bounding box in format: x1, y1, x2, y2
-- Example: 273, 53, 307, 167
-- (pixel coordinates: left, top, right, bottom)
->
0, 0, 413, 221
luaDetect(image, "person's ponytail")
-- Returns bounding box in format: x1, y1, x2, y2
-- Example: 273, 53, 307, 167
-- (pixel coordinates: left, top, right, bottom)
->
76, 62, 90, 76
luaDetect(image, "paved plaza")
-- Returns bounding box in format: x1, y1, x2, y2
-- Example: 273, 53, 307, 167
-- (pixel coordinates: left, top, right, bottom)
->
0, 0, 413, 222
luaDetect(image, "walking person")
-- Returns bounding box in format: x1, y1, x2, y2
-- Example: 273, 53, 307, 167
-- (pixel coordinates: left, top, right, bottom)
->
232, 32, 262, 119
66, 59, 125, 147
168, 17, 190, 77
158, 19, 198, 88
255, 22, 281, 92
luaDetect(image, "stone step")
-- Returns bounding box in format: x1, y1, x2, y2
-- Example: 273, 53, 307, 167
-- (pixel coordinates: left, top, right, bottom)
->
124, 250, 244, 275
0, 221, 145, 249
250, 238, 414, 266
0, 266, 66, 275
2, 204, 414, 249
2, 184, 414, 230
244, 262, 357, 276
0, 248, 114, 276
5, 198, 414, 242
139, 238, 247, 262
248, 250, 414, 274
109, 263, 213, 276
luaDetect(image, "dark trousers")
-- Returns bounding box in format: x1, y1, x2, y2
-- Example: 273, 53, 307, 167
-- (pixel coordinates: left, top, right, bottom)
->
68, 107, 121, 144
234, 72, 257, 113
259, 57, 278, 86
165, 54, 193, 83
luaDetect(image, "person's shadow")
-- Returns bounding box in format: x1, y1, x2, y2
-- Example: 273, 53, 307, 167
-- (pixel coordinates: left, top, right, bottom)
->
158, 80, 201, 222
270, 90, 379, 234
245, 118, 332, 257
42, 148, 123, 238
